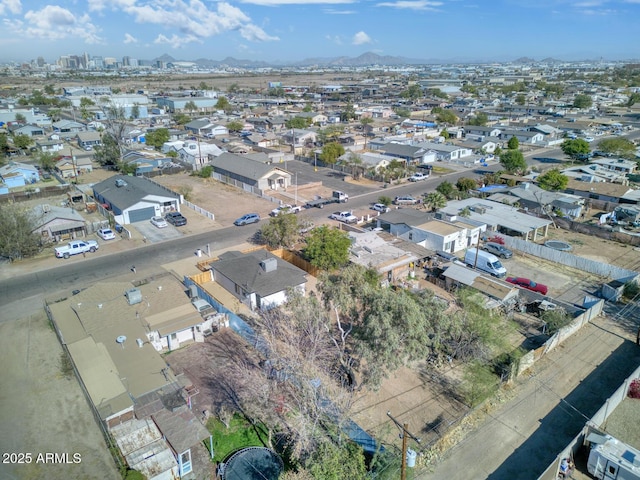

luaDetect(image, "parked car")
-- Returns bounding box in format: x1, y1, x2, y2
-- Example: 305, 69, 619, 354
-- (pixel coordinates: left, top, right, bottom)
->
234, 213, 261, 226
150, 216, 168, 228
329, 211, 358, 224
165, 211, 187, 226
372, 203, 391, 213
506, 277, 548, 295
394, 196, 418, 205
409, 172, 429, 182
97, 228, 116, 241
270, 204, 302, 216
482, 242, 513, 259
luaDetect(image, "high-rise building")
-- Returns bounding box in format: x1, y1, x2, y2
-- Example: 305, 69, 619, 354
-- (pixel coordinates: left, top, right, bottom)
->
36, 56, 45, 67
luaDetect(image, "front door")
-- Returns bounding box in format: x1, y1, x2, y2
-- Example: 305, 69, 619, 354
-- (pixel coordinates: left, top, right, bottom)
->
179, 449, 192, 476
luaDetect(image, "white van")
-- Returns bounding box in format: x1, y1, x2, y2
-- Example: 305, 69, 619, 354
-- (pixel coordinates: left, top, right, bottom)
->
464, 248, 507, 278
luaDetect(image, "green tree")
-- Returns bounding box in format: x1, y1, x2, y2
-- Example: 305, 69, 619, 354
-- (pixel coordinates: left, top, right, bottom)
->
436, 109, 458, 125
0, 204, 41, 261
627, 92, 640, 107
377, 195, 392, 206
130, 103, 140, 120
302, 104, 313, 112
198, 81, 209, 90
79, 97, 95, 108
36, 151, 56, 171
173, 112, 191, 125
14, 113, 26, 123
573, 94, 593, 109
215, 96, 231, 113
400, 84, 423, 101
13, 134, 32, 152
184, 100, 198, 114
47, 108, 61, 122
44, 84, 56, 95
286, 117, 311, 129
93, 133, 120, 167
507, 136, 520, 150
456, 177, 477, 193
317, 125, 344, 145
561, 138, 591, 161
340, 101, 356, 122
307, 441, 367, 480
536, 168, 568, 191
597, 138, 636, 159
198, 165, 213, 178
425, 191, 447, 211
320, 142, 345, 165
145, 128, 170, 150
260, 213, 301, 248
515, 94, 526, 105
427, 87, 448, 99
226, 120, 244, 132
303, 225, 351, 271
500, 149, 527, 174
436, 180, 456, 199
393, 107, 411, 118
467, 112, 488, 126
0, 133, 8, 157
440, 128, 450, 139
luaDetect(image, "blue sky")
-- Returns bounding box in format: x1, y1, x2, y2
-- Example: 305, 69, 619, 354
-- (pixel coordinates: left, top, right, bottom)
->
0, 0, 638, 63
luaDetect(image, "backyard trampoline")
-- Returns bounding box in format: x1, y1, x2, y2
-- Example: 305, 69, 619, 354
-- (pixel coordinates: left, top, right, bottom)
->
219, 447, 283, 480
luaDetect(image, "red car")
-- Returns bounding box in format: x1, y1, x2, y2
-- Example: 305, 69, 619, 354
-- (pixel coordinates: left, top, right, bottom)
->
506, 277, 548, 295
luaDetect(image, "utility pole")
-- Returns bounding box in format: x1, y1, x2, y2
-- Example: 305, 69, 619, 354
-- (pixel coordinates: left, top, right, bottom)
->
387, 411, 421, 480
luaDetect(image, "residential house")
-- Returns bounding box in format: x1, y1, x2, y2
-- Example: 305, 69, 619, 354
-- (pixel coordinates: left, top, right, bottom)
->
379, 142, 431, 165
564, 179, 640, 205
48, 277, 214, 479
52, 120, 85, 137
498, 129, 545, 145
460, 138, 500, 154
560, 164, 629, 184
93, 175, 181, 224
438, 198, 553, 241
592, 158, 637, 175
245, 132, 279, 148
296, 111, 328, 125
173, 141, 223, 168
488, 182, 584, 219
55, 156, 93, 178
338, 151, 393, 171
415, 141, 473, 161
209, 250, 307, 310
76, 131, 102, 149
266, 116, 287, 131
348, 231, 422, 283
155, 97, 219, 113
209, 152, 292, 190
12, 124, 45, 137
282, 129, 316, 151
35, 139, 65, 153
0, 161, 40, 187
121, 150, 172, 175
463, 125, 503, 140
31, 204, 86, 242
183, 118, 228, 137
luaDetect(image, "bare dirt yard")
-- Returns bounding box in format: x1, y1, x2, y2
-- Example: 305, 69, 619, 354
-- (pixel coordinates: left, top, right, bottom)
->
0, 312, 119, 480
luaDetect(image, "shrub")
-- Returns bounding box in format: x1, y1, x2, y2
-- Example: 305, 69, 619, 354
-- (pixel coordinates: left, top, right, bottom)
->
623, 281, 640, 301
629, 379, 640, 399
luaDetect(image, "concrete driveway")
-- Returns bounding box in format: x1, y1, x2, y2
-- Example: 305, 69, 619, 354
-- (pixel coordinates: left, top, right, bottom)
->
133, 220, 184, 243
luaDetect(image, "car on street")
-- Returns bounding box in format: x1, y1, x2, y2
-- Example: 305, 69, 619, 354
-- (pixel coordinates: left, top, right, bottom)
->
234, 213, 261, 226
329, 211, 358, 224
270, 204, 302, 216
372, 203, 391, 213
165, 211, 187, 227
506, 277, 548, 295
394, 196, 418, 205
583, 136, 595, 142
97, 228, 116, 240
409, 172, 429, 182
150, 216, 168, 228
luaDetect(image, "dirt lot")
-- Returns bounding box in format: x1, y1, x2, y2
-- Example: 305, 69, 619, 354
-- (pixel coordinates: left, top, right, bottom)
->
0, 312, 119, 480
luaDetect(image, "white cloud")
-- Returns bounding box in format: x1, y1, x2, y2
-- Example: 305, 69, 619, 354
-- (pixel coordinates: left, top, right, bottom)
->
240, 0, 354, 4
324, 8, 356, 14
0, 0, 21, 16
123, 33, 138, 43
326, 34, 343, 44
118, 0, 278, 46
352, 31, 371, 45
376, 0, 442, 10
18, 5, 103, 43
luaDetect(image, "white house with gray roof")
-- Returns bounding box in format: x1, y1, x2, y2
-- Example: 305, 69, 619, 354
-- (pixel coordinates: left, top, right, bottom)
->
210, 250, 307, 310
92, 175, 180, 224
209, 152, 292, 190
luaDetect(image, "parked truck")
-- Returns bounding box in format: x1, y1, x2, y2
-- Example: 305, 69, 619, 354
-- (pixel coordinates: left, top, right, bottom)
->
305, 190, 349, 209
55, 240, 99, 259
587, 434, 640, 480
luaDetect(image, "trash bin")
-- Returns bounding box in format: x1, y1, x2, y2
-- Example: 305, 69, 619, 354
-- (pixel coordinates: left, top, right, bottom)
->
115, 224, 123, 233
406, 449, 417, 468
196, 249, 202, 257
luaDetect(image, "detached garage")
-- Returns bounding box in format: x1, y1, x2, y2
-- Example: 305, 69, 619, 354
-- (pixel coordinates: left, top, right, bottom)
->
93, 175, 181, 225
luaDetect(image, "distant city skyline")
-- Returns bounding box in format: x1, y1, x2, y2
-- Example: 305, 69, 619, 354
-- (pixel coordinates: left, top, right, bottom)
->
0, 0, 639, 64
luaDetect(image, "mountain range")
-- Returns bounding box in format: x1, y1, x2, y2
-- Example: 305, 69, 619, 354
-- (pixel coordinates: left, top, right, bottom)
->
151, 51, 573, 68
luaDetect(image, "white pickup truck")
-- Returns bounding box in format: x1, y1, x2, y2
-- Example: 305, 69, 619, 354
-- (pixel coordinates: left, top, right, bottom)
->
329, 211, 358, 224
270, 204, 303, 216
55, 240, 99, 259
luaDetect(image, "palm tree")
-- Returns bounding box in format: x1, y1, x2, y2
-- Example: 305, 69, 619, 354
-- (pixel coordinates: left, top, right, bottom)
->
425, 192, 447, 212
360, 116, 374, 151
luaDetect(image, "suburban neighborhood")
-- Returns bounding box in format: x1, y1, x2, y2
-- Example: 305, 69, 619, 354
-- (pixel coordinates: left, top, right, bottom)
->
2, 56, 640, 480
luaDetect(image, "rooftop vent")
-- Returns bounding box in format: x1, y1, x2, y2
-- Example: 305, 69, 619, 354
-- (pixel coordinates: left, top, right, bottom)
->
115, 178, 127, 188
125, 288, 142, 305
260, 257, 278, 273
